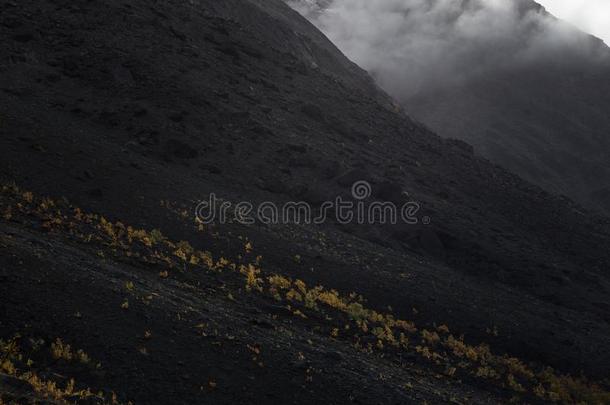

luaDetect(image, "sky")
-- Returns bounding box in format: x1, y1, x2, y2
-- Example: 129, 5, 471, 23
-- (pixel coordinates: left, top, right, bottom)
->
538, 0, 610, 43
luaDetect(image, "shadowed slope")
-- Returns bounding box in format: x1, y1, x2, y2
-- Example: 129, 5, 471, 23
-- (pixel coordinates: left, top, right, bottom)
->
1, 0, 610, 387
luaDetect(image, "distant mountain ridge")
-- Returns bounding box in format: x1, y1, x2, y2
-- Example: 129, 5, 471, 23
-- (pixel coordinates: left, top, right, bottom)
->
288, 0, 610, 213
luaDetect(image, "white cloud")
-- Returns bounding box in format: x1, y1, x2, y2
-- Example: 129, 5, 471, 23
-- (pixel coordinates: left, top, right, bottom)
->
288, 0, 609, 99
538, 0, 610, 44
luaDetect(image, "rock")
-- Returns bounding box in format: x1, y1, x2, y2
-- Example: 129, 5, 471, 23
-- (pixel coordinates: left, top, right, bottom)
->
288, 154, 317, 168
324, 351, 343, 362
136, 130, 160, 146
248, 122, 273, 137
300, 104, 324, 122
215, 43, 240, 60
418, 228, 445, 258
133, 107, 148, 117
46, 73, 62, 83
249, 318, 274, 329
401, 353, 417, 363
258, 178, 288, 194
296, 186, 328, 205
200, 164, 222, 174
61, 56, 81, 78
291, 359, 312, 370
169, 26, 187, 41
336, 169, 371, 187
168, 111, 187, 122
2, 17, 22, 29
392, 225, 445, 259
0, 373, 32, 393
241, 44, 264, 60
165, 139, 199, 159
287, 144, 308, 153
12, 31, 34, 43
373, 181, 404, 203
446, 138, 474, 155
285, 61, 310, 75
320, 160, 342, 179
98, 110, 120, 127
87, 188, 104, 200
65, 394, 106, 404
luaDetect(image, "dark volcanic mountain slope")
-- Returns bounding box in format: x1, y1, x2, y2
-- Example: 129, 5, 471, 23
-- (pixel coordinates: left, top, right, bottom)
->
1, 0, 610, 392
405, 45, 610, 214
290, 0, 610, 214
6, 187, 608, 404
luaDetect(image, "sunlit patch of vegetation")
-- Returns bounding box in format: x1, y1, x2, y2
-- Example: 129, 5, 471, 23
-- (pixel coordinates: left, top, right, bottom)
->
260, 272, 610, 403
241, 264, 263, 292
1, 335, 126, 404
2, 183, 610, 404
51, 338, 91, 364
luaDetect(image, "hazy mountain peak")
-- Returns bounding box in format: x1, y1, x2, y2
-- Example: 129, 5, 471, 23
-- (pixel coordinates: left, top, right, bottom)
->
288, 0, 609, 97
288, 0, 610, 213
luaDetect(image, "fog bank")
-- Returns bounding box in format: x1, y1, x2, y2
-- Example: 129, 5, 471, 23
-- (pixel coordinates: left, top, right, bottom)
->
287, 0, 608, 98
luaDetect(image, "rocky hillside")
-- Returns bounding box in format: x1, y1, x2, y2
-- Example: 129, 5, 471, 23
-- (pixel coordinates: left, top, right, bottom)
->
1, 0, 610, 403
404, 38, 610, 214
2, 184, 610, 404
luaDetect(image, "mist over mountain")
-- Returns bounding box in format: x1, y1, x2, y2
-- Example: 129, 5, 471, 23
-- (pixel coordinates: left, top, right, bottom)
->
289, 0, 608, 96
289, 0, 610, 212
